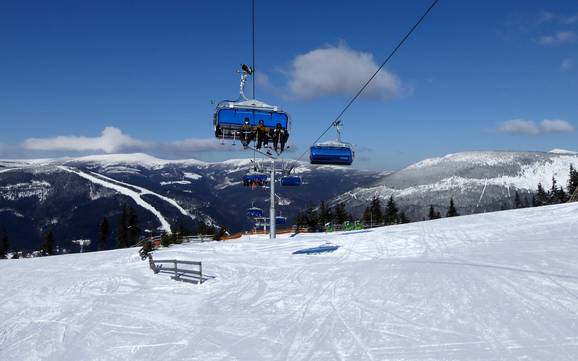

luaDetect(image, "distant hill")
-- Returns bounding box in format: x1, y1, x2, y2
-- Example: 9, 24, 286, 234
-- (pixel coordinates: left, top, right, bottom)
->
0, 153, 378, 250
331, 151, 578, 220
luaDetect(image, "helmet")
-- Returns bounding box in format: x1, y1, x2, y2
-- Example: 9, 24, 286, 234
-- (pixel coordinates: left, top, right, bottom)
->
244, 118, 250, 125
258, 119, 264, 125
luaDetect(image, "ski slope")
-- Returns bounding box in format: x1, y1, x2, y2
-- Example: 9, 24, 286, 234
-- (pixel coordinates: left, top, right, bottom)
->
2, 204, 578, 360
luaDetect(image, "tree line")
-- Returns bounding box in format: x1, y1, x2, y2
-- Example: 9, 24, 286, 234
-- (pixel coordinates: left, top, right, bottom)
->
294, 196, 460, 231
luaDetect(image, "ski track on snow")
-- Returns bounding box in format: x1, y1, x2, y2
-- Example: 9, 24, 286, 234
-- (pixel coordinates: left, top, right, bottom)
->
2, 203, 578, 360
58, 166, 172, 232
87, 171, 195, 221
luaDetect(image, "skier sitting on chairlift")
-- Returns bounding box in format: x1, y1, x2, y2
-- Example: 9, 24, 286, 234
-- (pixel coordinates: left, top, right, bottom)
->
271, 122, 289, 153
240, 118, 255, 148
255, 119, 269, 150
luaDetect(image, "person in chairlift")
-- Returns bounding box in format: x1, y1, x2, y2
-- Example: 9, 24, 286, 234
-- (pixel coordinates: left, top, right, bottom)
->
271, 122, 289, 153
240, 118, 255, 148
255, 119, 269, 150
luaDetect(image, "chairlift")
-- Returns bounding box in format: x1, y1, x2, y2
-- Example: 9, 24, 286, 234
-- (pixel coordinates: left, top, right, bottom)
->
247, 202, 264, 218
213, 65, 290, 151
275, 216, 287, 225
280, 175, 302, 187
310, 121, 354, 166
242, 172, 269, 187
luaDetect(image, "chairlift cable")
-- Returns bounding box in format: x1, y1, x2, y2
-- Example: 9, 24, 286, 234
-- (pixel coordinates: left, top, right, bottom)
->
252, 0, 256, 100
295, 0, 440, 162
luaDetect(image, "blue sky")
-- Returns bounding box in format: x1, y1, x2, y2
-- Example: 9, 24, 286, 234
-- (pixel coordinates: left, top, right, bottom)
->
0, 0, 577, 169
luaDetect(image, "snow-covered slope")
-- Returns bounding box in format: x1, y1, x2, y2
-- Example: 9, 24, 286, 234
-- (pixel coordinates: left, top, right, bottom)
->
334, 151, 578, 218
2, 203, 578, 360
0, 154, 378, 250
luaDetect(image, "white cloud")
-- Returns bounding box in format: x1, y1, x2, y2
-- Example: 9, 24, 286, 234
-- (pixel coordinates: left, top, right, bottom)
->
497, 119, 575, 135
21, 127, 235, 154
286, 43, 404, 100
23, 127, 145, 153
497, 119, 540, 135
561, 57, 575, 71
536, 31, 576, 45
540, 119, 575, 133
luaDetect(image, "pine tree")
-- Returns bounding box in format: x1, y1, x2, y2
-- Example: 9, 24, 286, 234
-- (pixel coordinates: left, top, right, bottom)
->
362, 206, 372, 226
99, 218, 109, 251
42, 230, 55, 256
568, 165, 578, 201
522, 195, 529, 208
333, 203, 349, 225
369, 197, 384, 225
399, 212, 410, 224
127, 207, 141, 247
447, 198, 459, 217
318, 202, 333, 227
549, 177, 559, 204
116, 206, 129, 248
514, 191, 521, 209
536, 182, 548, 206
161, 233, 172, 246
0, 230, 9, 259
384, 196, 399, 225
428, 205, 437, 220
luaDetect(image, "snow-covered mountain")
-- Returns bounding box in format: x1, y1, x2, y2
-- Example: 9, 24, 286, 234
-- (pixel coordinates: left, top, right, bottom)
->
332, 151, 578, 219
0, 153, 378, 250
2, 202, 578, 360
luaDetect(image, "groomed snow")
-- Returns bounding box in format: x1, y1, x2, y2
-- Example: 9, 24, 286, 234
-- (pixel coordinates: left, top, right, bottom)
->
58, 166, 173, 232
2, 204, 578, 360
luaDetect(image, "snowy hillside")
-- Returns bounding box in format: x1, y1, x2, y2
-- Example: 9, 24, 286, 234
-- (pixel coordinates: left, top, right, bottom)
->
0, 153, 378, 250
2, 203, 578, 360
334, 151, 578, 219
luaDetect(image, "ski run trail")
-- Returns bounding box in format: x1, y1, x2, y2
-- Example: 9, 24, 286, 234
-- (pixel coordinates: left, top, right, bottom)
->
2, 203, 578, 360
58, 166, 196, 233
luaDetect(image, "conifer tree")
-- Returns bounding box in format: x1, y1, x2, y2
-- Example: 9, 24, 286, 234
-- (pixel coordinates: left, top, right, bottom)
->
369, 197, 384, 225
568, 165, 578, 201
384, 196, 399, 225
428, 205, 437, 220
522, 195, 529, 208
447, 198, 459, 217
116, 206, 129, 248
127, 207, 141, 246
42, 230, 55, 256
0, 230, 8, 259
333, 203, 349, 225
549, 177, 559, 204
99, 218, 109, 251
514, 191, 521, 209
318, 201, 333, 227
399, 212, 410, 224
536, 182, 548, 206
362, 206, 372, 226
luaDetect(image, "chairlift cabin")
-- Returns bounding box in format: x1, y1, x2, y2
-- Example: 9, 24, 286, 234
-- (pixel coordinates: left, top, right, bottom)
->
280, 175, 302, 187
309, 121, 354, 166
247, 206, 264, 218
242, 172, 269, 187
213, 65, 290, 146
